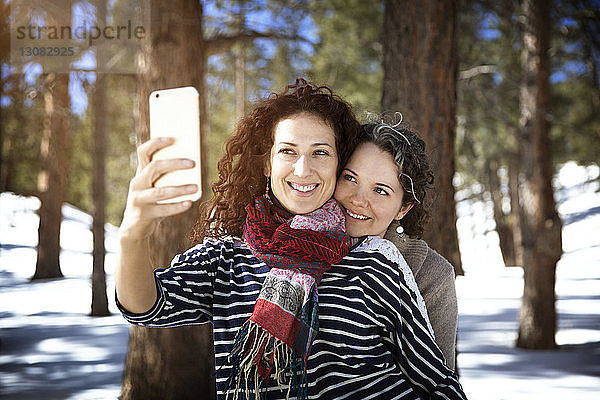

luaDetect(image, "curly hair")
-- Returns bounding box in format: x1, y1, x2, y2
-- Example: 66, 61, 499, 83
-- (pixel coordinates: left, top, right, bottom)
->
191, 78, 361, 242
359, 122, 434, 238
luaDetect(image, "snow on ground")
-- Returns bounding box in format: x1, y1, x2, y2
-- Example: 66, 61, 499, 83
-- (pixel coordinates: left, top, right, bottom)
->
1, 161, 599, 399
0, 195, 128, 400
455, 162, 600, 399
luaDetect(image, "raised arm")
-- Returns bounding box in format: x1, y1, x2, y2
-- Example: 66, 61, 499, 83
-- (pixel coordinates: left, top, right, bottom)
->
116, 137, 198, 313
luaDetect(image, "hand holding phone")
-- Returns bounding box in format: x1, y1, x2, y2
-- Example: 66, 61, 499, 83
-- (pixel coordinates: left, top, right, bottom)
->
149, 86, 202, 203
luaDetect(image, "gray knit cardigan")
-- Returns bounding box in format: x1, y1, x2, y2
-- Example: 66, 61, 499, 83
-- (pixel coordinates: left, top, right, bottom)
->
385, 221, 458, 371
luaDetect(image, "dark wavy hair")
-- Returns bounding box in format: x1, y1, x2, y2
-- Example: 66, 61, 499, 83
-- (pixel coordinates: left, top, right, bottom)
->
359, 122, 434, 238
191, 78, 361, 242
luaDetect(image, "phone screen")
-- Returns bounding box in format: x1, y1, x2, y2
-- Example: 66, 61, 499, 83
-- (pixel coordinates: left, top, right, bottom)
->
149, 86, 202, 203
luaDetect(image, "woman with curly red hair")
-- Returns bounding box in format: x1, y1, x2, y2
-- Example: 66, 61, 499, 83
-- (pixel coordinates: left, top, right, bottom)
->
116, 79, 465, 400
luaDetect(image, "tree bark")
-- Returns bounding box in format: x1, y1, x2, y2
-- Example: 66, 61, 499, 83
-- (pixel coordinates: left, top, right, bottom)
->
516, 0, 563, 350
120, 1, 215, 399
381, 0, 463, 275
90, 0, 110, 317
33, 72, 69, 280
0, 1, 8, 188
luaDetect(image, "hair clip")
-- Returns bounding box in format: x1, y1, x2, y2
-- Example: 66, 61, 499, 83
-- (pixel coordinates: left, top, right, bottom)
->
401, 173, 421, 204
389, 112, 403, 127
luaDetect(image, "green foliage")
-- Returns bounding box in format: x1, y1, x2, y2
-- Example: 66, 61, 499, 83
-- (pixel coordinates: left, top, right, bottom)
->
206, 53, 237, 188
549, 0, 600, 167
551, 76, 600, 165
105, 74, 136, 226
0, 72, 45, 194
67, 100, 92, 213
309, 0, 383, 115
455, 0, 521, 188
65, 73, 136, 226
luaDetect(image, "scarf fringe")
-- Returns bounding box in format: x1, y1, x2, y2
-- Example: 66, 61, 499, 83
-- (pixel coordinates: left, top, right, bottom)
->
227, 320, 305, 400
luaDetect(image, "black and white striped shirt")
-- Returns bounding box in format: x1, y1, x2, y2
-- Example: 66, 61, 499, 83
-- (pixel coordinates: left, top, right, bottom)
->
119, 236, 466, 400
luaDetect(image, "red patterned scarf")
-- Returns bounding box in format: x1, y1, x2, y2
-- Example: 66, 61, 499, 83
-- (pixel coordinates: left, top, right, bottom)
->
226, 196, 349, 400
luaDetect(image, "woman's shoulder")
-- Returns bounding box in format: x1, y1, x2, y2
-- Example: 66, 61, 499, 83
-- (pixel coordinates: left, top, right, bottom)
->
349, 236, 434, 332
352, 236, 403, 260
384, 235, 454, 281
350, 236, 416, 285
421, 244, 455, 281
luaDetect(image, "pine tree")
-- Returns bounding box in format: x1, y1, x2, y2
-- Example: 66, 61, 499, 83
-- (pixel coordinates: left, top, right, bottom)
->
381, 0, 463, 275
516, 0, 563, 350
120, 1, 213, 398
90, 0, 110, 317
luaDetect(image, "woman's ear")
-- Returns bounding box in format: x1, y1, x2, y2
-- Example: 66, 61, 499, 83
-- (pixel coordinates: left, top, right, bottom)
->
394, 203, 414, 220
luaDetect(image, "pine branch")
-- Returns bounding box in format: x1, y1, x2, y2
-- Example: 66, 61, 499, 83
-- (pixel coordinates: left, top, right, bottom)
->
206, 29, 310, 56
459, 65, 498, 80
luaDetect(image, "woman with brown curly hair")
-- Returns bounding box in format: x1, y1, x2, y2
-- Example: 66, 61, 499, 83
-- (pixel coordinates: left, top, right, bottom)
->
334, 121, 459, 370
116, 79, 465, 400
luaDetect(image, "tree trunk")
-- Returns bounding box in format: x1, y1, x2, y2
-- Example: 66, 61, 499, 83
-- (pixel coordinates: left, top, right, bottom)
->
381, 0, 463, 275
33, 72, 69, 280
516, 0, 563, 350
487, 159, 517, 266
120, 1, 215, 399
0, 1, 8, 189
90, 0, 110, 317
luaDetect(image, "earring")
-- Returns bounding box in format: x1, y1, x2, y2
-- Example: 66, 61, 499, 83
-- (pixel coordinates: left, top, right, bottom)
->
265, 177, 270, 197
396, 223, 406, 242
396, 224, 404, 236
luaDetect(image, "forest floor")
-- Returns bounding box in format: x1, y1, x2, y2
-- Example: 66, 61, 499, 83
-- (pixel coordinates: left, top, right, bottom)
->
1, 162, 599, 399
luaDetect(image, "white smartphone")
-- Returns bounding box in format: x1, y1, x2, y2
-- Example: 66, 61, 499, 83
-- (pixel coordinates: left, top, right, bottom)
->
149, 86, 202, 204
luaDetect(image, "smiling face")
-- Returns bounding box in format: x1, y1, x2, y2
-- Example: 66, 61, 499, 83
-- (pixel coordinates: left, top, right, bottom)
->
334, 142, 413, 238
267, 113, 338, 215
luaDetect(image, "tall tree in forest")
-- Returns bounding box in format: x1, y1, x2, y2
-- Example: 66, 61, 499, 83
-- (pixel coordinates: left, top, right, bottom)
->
381, 0, 463, 274
33, 71, 70, 279
90, 0, 110, 317
32, 3, 72, 280
120, 1, 213, 398
516, 0, 563, 349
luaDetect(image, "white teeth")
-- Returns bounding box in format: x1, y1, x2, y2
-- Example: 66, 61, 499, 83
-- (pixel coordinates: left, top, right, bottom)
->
290, 182, 317, 192
347, 210, 369, 220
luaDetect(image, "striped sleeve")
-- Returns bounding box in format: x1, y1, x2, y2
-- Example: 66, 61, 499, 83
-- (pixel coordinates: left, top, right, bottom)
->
393, 255, 466, 399
118, 238, 224, 327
